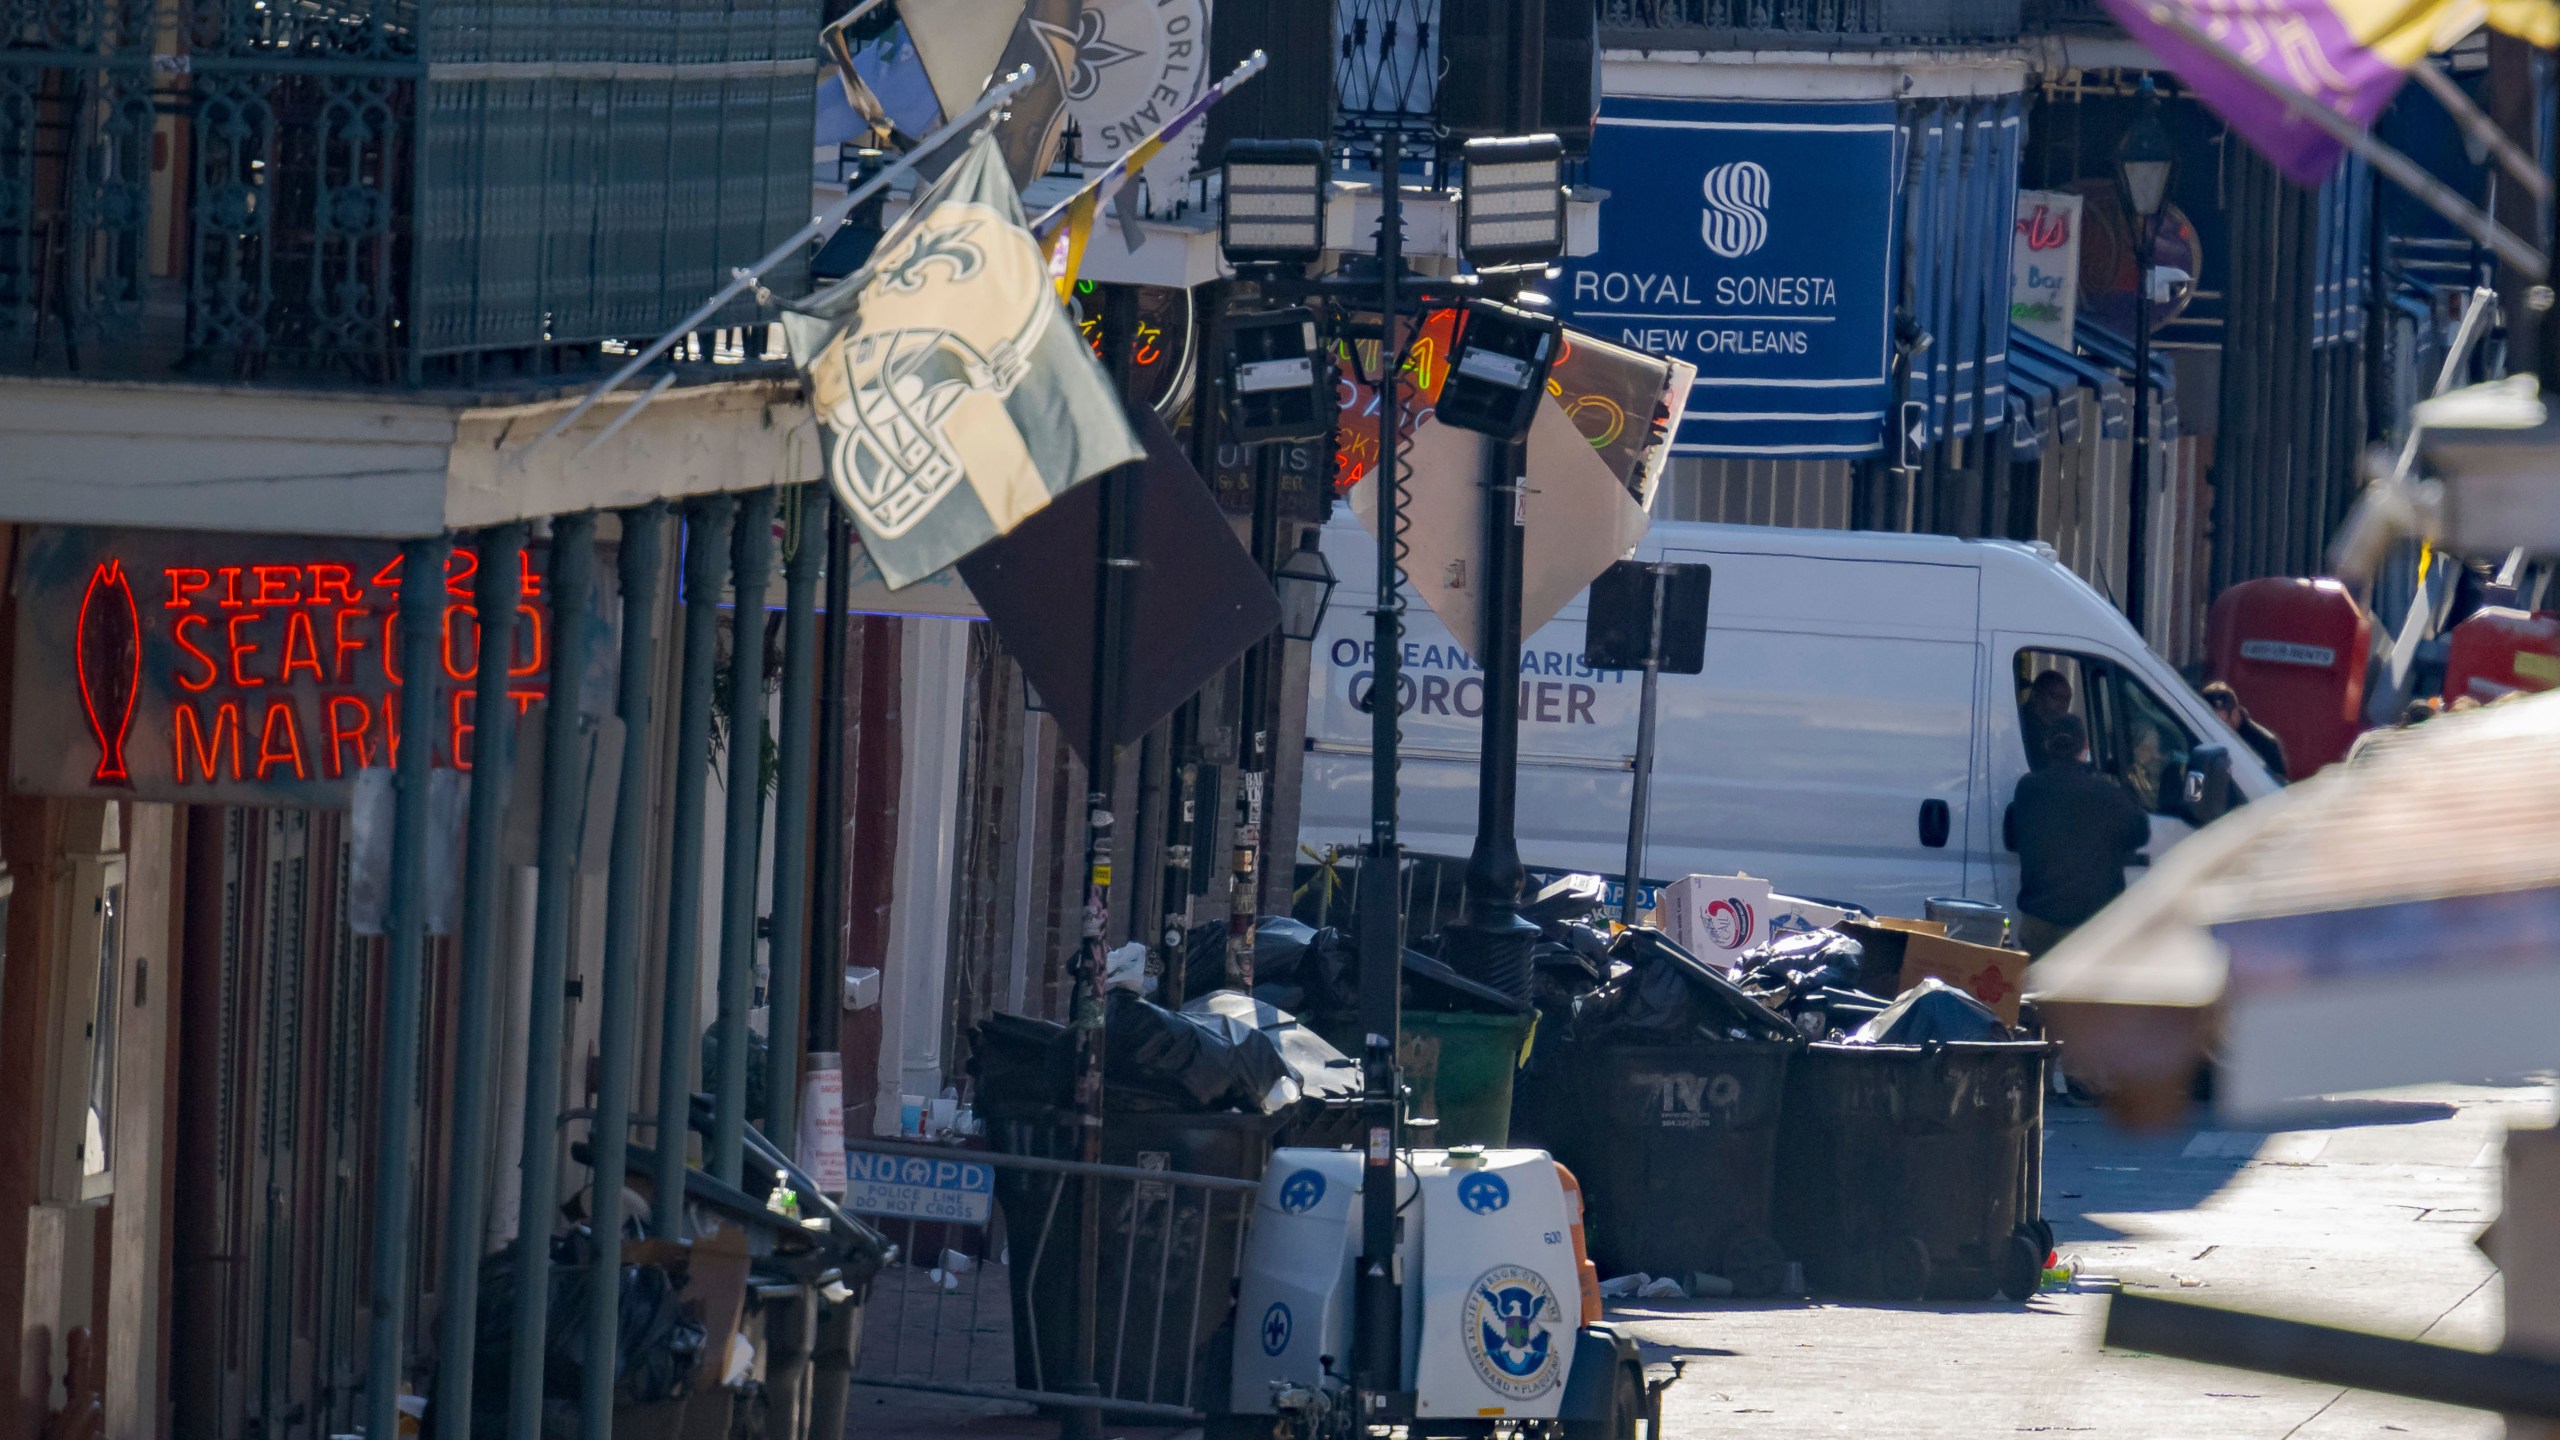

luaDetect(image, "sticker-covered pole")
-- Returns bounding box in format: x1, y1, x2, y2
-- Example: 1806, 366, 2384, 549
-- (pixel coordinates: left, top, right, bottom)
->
1063, 280, 1144, 1440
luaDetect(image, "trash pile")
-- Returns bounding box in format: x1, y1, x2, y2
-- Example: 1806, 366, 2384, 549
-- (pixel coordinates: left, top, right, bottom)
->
967, 941, 1366, 1148
1510, 874, 2056, 1305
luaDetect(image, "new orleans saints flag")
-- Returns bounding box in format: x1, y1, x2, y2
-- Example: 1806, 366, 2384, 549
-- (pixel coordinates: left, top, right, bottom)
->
782, 133, 1143, 590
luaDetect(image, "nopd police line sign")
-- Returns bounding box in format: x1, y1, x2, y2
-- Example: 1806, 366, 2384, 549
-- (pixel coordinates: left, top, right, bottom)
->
844, 1150, 995, 1225
1564, 97, 1899, 459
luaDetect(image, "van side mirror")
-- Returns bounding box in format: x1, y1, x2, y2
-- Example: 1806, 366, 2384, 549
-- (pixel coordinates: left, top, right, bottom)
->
2175, 744, 2234, 825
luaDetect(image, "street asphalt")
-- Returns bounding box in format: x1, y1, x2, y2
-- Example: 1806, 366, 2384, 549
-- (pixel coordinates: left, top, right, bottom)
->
844, 1080, 2552, 1438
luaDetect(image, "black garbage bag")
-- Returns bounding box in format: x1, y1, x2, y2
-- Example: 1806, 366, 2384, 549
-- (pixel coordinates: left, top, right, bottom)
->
1848, 977, 2011, 1045
1572, 927, 1798, 1045
1182, 989, 1363, 1106
1737, 929, 1867, 1001
1105, 989, 1295, 1113
1249, 916, 1350, 1014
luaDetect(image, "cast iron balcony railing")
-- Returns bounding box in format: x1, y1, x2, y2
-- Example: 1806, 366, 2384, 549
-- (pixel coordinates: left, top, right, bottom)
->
0, 0, 816, 386
1600, 0, 2025, 48
2018, 0, 2117, 32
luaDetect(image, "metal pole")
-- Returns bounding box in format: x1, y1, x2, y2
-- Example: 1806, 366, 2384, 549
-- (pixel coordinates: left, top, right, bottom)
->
1066, 282, 1145, 1440
506, 510, 598, 1440
581, 502, 667, 1440
1451, 429, 1535, 998
765, 485, 825, 1150
2128, 214, 2153, 637
714, 487, 778, 1187
432, 522, 524, 1432
812, 503, 852, 1055
653, 496, 735, 1238
1230, 440, 1284, 991
1356, 122, 1408, 1425
361, 534, 449, 1440
1619, 565, 1666, 928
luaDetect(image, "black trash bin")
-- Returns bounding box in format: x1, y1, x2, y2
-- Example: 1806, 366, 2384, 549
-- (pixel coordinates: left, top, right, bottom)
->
1775, 1040, 2053, 1302
984, 1103, 1275, 1410
1524, 1040, 1797, 1297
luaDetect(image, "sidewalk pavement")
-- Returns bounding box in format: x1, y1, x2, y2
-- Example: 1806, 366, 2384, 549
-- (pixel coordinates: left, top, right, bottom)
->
840, 1080, 2552, 1439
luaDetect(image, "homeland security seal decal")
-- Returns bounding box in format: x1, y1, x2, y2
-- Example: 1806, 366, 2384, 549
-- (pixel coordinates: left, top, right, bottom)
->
1464, 1265, 1563, 1399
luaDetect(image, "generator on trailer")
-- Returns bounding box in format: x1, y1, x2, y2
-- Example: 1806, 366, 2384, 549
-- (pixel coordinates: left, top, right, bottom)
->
1209, 1146, 1660, 1439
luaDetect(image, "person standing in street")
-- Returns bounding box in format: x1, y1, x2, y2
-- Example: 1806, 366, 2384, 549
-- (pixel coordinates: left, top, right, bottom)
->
2202, 681, 2288, 781
2006, 714, 2152, 956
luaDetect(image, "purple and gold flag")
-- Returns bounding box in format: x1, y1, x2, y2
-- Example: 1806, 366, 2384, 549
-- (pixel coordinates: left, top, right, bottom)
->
2101, 0, 2428, 183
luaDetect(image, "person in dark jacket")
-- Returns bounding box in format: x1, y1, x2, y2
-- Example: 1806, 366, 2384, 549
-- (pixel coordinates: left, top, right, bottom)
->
2006, 714, 2152, 956
2202, 681, 2288, 781
2021, 669, 2076, 770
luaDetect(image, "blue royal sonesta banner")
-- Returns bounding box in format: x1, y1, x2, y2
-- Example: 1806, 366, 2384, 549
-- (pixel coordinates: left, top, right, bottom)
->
1565, 97, 1900, 458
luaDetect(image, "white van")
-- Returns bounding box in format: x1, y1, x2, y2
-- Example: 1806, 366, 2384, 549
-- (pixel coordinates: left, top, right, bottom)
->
1298, 519, 2282, 920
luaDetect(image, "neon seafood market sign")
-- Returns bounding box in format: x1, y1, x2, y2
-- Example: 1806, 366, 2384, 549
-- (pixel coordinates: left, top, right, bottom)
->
10, 526, 556, 806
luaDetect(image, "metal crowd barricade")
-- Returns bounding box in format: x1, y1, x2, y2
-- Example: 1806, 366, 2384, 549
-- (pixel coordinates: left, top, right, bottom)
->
843, 1136, 1261, 1421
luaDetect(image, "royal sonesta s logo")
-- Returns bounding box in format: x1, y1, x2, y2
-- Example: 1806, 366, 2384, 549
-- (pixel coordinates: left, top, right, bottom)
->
1700, 160, 1772, 259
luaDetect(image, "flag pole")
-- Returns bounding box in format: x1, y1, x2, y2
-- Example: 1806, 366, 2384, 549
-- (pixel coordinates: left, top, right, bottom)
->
1027, 49, 1269, 239
2140, 3, 2547, 278
534, 63, 1037, 447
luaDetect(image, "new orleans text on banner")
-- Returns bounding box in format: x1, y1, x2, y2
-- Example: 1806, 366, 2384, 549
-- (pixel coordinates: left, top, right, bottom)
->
1564, 97, 1898, 460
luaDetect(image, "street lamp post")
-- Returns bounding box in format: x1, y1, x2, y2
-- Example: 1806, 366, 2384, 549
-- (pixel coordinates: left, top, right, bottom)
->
2117, 77, 2175, 639
1441, 138, 1569, 1004
1212, 127, 1561, 1422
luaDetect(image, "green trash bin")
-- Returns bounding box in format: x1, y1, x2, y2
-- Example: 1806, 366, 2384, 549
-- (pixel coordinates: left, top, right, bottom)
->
1399, 1009, 1535, 1147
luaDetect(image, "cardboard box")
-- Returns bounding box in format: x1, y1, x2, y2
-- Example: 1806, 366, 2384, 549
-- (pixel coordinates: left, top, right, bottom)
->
1765, 893, 1850, 938
1658, 872, 1775, 969
1838, 919, 2025, 1024
1899, 932, 2029, 1026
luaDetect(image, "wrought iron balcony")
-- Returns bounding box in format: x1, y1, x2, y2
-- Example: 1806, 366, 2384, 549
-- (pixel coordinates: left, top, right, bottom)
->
1601, 0, 2025, 48
2018, 0, 2117, 31
0, 0, 816, 387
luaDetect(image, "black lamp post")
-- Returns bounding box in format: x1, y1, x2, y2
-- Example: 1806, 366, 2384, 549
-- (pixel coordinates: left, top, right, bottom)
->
1440, 137, 1568, 1003
1273, 529, 1339, 641
1210, 124, 1562, 1423
2117, 77, 2175, 638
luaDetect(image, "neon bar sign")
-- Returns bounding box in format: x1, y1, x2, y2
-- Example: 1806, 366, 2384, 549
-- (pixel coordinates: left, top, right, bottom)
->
13, 527, 556, 806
